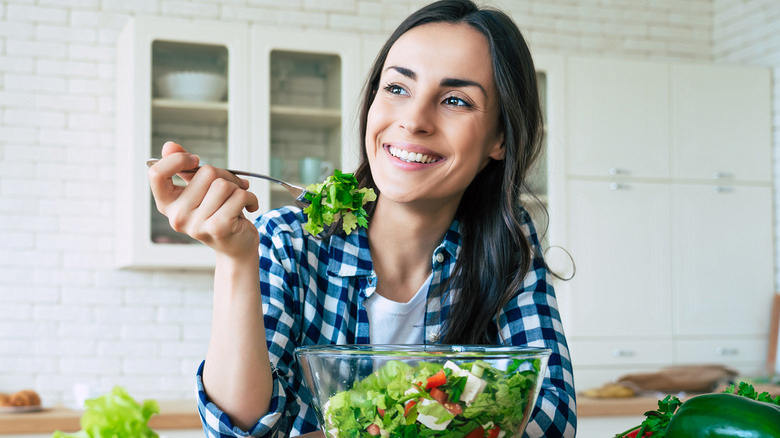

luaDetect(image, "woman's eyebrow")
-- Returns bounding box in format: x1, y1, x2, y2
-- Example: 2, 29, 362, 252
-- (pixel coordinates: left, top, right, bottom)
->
385, 65, 487, 98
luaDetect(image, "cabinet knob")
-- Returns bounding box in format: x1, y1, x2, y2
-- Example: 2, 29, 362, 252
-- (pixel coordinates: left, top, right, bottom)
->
715, 346, 739, 356
611, 349, 635, 358
609, 182, 625, 191
712, 171, 733, 180
608, 168, 624, 176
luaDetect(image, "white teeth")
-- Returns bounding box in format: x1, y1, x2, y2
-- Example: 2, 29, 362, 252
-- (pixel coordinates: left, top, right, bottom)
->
388, 146, 438, 164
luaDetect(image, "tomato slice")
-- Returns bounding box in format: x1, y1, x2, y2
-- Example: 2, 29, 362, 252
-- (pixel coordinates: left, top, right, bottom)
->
430, 387, 448, 405
487, 427, 501, 438
426, 370, 447, 389
443, 401, 463, 415
366, 424, 381, 436
464, 426, 485, 438
404, 399, 417, 416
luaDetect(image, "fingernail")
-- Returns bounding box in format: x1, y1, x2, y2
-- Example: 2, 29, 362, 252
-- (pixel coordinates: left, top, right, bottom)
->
190, 154, 200, 163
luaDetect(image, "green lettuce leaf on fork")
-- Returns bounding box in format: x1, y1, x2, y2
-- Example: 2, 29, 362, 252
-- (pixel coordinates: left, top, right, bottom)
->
52, 386, 159, 438
303, 169, 377, 236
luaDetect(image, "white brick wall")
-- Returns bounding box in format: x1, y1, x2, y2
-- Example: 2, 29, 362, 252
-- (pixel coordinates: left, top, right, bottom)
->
0, 0, 770, 408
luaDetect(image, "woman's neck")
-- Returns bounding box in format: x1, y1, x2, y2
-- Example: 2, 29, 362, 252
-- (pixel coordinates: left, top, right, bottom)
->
367, 196, 458, 303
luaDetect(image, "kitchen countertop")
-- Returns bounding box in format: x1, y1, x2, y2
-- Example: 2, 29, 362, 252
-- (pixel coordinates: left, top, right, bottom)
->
0, 400, 201, 435
3, 384, 778, 434
577, 382, 780, 417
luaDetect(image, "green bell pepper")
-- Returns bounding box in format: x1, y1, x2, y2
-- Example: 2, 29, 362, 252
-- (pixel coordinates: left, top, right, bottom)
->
666, 393, 780, 438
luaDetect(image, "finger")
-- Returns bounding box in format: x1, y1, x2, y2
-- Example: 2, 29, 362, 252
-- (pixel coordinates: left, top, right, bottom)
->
161, 140, 186, 157
186, 178, 251, 240
202, 185, 258, 238
148, 150, 200, 208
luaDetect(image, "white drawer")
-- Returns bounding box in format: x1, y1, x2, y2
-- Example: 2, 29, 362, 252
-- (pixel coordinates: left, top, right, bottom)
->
674, 338, 766, 365
570, 339, 673, 367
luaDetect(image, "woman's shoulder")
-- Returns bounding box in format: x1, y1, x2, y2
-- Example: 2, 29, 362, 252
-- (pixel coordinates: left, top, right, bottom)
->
254, 206, 317, 247
255, 205, 307, 233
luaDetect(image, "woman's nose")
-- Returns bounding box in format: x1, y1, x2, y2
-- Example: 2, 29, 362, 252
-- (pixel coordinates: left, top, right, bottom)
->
398, 97, 435, 135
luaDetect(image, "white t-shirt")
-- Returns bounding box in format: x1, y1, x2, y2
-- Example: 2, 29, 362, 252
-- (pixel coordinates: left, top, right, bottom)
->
364, 274, 431, 344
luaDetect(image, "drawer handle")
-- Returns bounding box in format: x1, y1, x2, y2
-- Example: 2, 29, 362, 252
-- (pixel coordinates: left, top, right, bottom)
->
713, 186, 734, 194
715, 347, 739, 356
609, 182, 626, 191
712, 171, 733, 180
609, 168, 626, 176
612, 349, 635, 358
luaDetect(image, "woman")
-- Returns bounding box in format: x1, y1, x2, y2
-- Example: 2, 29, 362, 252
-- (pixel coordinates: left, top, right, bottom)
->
148, 0, 576, 437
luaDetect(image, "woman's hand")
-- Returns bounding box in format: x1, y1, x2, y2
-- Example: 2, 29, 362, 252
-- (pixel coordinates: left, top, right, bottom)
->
147, 141, 260, 260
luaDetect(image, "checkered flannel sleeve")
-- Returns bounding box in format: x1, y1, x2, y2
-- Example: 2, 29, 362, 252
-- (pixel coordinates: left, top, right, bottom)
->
194, 208, 319, 437
501, 213, 577, 438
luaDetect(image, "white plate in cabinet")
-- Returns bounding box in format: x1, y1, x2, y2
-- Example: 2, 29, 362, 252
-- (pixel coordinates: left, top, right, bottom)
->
566, 56, 670, 179
670, 63, 771, 183
675, 339, 767, 367
570, 340, 674, 367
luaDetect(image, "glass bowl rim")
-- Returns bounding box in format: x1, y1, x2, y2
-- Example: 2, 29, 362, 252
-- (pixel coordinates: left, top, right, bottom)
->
295, 344, 552, 359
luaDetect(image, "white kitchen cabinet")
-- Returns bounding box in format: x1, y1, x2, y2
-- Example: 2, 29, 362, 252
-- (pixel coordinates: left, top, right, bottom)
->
116, 17, 249, 269
116, 19, 360, 269
670, 64, 772, 182
671, 184, 774, 336
566, 56, 670, 179
559, 55, 773, 392
564, 180, 673, 338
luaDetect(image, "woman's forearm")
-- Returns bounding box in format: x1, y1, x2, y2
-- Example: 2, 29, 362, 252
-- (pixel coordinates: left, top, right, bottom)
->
203, 253, 273, 431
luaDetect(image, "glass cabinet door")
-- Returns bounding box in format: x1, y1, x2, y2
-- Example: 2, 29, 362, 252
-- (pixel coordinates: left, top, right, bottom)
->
116, 17, 248, 269
251, 28, 361, 215
268, 51, 343, 210
149, 41, 230, 245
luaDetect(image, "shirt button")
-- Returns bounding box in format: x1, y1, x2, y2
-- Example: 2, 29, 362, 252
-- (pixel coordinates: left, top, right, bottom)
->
435, 253, 445, 263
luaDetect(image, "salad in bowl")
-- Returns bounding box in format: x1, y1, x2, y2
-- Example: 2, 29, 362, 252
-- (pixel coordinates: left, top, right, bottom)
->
295, 345, 551, 438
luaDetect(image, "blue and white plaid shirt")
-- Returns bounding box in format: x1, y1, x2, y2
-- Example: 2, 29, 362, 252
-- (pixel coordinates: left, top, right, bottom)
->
196, 206, 577, 437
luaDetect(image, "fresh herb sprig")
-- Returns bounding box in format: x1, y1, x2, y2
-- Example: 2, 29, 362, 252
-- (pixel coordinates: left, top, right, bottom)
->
723, 381, 780, 405
615, 381, 780, 437
302, 170, 377, 236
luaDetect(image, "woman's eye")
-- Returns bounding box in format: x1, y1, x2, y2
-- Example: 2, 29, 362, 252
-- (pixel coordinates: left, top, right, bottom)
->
383, 84, 407, 95
443, 96, 471, 107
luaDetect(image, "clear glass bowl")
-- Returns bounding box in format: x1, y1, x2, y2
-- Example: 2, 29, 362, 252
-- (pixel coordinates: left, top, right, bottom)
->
295, 344, 551, 438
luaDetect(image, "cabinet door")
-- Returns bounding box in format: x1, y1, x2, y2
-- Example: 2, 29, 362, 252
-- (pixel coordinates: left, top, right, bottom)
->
671, 64, 771, 182
563, 180, 672, 338
671, 184, 774, 336
116, 17, 249, 269
251, 28, 362, 213
567, 57, 670, 179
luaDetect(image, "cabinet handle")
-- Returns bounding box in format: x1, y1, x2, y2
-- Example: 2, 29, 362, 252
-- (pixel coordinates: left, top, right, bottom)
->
612, 349, 635, 358
712, 171, 733, 180
608, 168, 625, 176
609, 182, 625, 191
713, 186, 734, 194
715, 347, 739, 356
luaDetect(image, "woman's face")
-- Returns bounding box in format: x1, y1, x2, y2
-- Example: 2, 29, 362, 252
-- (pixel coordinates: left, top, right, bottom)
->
365, 22, 505, 208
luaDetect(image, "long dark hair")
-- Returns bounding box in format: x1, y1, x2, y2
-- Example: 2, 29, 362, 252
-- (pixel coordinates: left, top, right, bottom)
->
354, 0, 546, 344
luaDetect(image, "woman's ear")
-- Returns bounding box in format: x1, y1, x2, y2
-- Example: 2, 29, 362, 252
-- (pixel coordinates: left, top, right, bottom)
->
488, 133, 506, 161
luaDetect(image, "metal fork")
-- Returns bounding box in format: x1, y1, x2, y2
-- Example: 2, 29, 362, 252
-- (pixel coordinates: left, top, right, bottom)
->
146, 158, 311, 205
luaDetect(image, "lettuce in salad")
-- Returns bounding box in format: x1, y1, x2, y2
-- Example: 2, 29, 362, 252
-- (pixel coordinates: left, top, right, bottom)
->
323, 358, 541, 438
303, 170, 377, 236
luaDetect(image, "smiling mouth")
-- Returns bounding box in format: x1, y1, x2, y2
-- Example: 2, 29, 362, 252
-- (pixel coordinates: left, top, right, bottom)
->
386, 145, 442, 164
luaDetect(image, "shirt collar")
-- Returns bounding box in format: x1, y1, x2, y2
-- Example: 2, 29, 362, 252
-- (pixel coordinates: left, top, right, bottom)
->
327, 220, 461, 278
